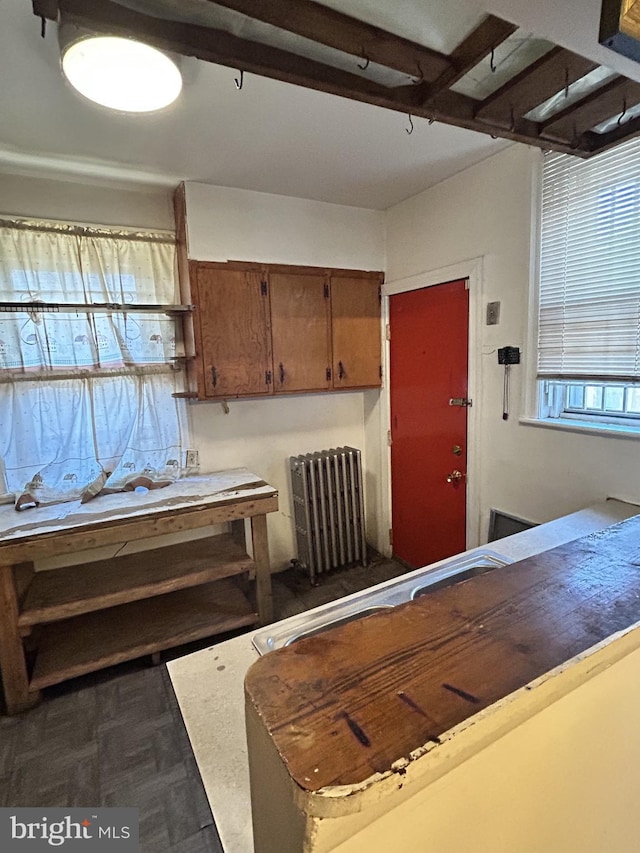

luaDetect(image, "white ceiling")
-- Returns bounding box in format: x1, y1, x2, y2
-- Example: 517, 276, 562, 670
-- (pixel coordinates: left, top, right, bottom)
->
1, 0, 640, 210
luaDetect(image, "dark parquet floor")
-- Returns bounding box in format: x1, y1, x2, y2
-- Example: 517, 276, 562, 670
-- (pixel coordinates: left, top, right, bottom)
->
0, 555, 408, 852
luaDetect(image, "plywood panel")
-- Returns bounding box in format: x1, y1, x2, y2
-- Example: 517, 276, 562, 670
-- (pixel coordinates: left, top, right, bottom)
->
331, 275, 382, 389
196, 265, 272, 397
270, 272, 331, 392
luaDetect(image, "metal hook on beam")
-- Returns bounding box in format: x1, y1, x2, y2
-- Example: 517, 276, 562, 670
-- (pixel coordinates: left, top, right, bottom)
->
235, 69, 244, 90
490, 48, 496, 73
564, 67, 570, 99
618, 97, 628, 126
40, 17, 46, 38
406, 114, 414, 135
413, 62, 424, 85
358, 51, 370, 71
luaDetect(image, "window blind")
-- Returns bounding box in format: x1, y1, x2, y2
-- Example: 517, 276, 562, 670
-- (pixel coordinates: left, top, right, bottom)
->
538, 139, 640, 380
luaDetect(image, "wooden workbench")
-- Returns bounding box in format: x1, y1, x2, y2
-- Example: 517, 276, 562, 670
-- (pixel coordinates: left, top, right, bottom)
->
0, 469, 278, 715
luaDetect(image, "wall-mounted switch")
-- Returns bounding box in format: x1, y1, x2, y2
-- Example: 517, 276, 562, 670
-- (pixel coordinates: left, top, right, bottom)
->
486, 301, 501, 325
186, 450, 199, 469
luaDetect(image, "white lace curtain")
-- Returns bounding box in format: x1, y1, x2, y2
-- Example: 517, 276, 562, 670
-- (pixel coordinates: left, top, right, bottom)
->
0, 221, 189, 505
0, 224, 178, 371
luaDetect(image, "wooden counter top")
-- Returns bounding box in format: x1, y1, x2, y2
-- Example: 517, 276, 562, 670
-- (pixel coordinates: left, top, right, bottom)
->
245, 514, 640, 792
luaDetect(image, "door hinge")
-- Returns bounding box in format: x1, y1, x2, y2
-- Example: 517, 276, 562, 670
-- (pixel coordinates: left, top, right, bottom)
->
323, 282, 330, 299
379, 364, 383, 380
326, 367, 332, 381
265, 370, 272, 384
387, 429, 392, 446
260, 280, 268, 296
449, 397, 473, 407
385, 323, 391, 341
378, 285, 382, 303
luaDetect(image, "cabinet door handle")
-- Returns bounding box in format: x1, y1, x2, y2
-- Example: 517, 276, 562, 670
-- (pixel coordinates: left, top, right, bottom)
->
338, 361, 345, 380
279, 363, 285, 384
211, 366, 217, 388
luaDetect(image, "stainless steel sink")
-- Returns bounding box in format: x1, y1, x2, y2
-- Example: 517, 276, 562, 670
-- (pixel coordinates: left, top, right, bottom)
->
252, 549, 511, 655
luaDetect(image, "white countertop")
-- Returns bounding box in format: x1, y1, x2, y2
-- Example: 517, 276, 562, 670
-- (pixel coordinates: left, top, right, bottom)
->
167, 498, 640, 853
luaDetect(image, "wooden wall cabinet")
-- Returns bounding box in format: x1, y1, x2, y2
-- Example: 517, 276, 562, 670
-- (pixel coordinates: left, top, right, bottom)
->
187, 261, 383, 401
193, 263, 272, 399
270, 270, 332, 394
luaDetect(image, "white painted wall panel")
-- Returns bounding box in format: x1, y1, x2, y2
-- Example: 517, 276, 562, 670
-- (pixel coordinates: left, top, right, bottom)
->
184, 182, 385, 269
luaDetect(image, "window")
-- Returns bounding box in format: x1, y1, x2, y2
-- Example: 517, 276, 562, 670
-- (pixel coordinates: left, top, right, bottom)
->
535, 138, 640, 432
0, 219, 189, 505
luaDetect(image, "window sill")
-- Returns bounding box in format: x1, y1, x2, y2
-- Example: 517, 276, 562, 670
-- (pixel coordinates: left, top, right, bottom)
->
519, 416, 640, 440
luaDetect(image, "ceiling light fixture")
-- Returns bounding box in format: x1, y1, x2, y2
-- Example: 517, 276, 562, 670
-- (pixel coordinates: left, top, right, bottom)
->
59, 30, 182, 113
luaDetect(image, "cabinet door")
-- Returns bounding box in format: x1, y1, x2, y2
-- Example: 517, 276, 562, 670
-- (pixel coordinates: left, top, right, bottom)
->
270, 273, 331, 393
195, 265, 272, 398
331, 275, 382, 389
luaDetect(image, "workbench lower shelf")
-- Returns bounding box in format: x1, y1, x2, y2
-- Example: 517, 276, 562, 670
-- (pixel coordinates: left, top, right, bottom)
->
19, 533, 255, 626
29, 578, 257, 691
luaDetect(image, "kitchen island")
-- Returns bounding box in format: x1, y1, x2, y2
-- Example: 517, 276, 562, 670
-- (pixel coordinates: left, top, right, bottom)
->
168, 499, 640, 853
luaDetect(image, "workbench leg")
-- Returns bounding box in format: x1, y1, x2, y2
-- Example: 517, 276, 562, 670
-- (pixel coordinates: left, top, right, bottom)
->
0, 565, 40, 715
251, 514, 273, 626
231, 519, 250, 594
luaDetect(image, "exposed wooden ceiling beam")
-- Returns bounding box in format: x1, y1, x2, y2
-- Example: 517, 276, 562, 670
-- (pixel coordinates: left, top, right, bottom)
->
416, 15, 517, 106
32, 1, 590, 157
206, 0, 451, 82
475, 46, 599, 128
51, 0, 418, 109
585, 112, 640, 154
32, 0, 58, 19
540, 76, 640, 142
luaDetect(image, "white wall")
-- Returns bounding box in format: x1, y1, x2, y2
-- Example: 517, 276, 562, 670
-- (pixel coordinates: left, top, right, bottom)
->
185, 183, 385, 269
184, 182, 386, 569
0, 172, 174, 230
385, 144, 640, 541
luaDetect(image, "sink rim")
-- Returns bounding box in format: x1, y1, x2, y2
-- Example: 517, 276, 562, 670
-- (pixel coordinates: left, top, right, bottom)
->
252, 549, 512, 655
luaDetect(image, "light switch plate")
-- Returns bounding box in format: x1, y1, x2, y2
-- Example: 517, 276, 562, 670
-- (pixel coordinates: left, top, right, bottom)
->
486, 301, 501, 325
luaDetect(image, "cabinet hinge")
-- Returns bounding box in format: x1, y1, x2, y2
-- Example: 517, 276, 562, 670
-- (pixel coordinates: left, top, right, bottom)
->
326, 367, 332, 381
260, 281, 268, 296
379, 364, 383, 380
389, 528, 393, 547
378, 285, 382, 303
265, 370, 272, 384
323, 283, 329, 299
387, 429, 392, 446
386, 323, 391, 341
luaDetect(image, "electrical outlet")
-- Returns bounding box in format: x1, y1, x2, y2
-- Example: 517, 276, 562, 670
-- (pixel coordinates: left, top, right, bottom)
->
186, 450, 199, 469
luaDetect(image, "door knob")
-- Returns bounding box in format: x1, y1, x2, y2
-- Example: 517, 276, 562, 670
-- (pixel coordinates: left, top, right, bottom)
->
446, 469, 464, 483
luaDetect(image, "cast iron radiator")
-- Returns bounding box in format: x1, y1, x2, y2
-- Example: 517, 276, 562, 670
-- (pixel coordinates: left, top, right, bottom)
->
290, 446, 367, 584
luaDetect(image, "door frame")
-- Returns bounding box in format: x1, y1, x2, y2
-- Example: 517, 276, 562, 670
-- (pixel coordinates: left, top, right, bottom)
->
379, 257, 483, 555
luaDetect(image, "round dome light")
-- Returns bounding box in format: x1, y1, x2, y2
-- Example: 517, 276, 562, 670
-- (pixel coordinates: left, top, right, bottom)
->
61, 35, 182, 113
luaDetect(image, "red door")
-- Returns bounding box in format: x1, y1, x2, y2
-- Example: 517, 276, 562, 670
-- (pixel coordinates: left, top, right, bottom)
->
390, 280, 469, 568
